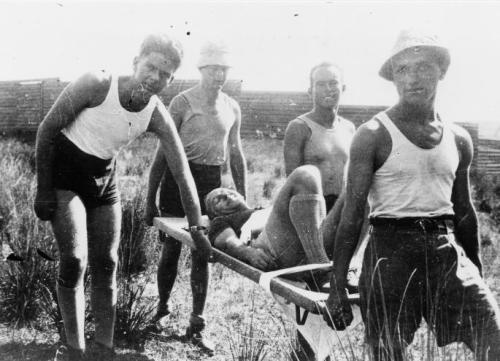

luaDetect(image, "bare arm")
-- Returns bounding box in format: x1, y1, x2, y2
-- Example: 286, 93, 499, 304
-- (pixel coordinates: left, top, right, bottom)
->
214, 228, 274, 269
34, 72, 107, 220
283, 119, 309, 176
451, 125, 482, 275
147, 102, 211, 258
321, 191, 346, 258
323, 122, 379, 330
331, 126, 377, 291
228, 102, 247, 198
144, 96, 187, 225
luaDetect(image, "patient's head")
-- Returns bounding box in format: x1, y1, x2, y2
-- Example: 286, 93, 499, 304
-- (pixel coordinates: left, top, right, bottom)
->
205, 188, 248, 219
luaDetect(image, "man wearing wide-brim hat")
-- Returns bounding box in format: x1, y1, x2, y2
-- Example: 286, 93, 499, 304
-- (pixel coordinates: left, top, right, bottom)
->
144, 40, 247, 355
323, 28, 500, 361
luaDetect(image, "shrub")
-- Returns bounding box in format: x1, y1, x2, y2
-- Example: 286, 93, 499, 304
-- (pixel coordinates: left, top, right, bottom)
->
0, 138, 59, 328
114, 274, 156, 349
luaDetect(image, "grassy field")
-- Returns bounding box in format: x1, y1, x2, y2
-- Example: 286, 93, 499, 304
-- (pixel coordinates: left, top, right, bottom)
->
1, 134, 499, 361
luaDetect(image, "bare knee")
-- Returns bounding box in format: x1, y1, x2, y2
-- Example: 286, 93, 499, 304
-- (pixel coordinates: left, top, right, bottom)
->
59, 255, 87, 288
289, 165, 322, 195
90, 253, 118, 287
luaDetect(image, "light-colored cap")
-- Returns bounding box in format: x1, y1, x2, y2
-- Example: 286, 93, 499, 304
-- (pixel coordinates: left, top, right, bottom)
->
197, 41, 232, 68
379, 28, 450, 81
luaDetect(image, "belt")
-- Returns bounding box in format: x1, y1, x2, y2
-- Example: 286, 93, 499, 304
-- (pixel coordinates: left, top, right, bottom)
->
369, 216, 455, 232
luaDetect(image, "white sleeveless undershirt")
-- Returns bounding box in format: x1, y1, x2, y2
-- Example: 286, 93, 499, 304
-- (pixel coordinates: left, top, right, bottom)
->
368, 112, 459, 218
61, 75, 158, 160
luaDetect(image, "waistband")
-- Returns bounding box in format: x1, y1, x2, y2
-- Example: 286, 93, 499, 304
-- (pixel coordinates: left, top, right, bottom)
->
188, 161, 222, 172
369, 216, 455, 232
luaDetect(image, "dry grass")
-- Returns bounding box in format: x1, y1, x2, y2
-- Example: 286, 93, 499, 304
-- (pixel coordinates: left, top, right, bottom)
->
0, 134, 499, 360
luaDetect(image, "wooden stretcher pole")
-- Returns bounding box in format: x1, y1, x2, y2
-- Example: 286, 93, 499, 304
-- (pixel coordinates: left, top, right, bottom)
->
153, 217, 360, 314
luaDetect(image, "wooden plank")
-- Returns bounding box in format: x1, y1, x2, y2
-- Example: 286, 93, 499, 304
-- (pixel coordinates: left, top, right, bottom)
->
153, 217, 359, 314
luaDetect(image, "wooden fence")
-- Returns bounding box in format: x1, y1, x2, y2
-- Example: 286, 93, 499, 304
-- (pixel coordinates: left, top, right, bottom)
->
0, 77, 497, 174
478, 139, 500, 175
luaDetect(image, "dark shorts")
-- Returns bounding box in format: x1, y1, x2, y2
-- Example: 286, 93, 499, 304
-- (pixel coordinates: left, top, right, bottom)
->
158, 161, 221, 243
360, 217, 500, 347
53, 133, 119, 209
324, 194, 338, 213
159, 161, 221, 216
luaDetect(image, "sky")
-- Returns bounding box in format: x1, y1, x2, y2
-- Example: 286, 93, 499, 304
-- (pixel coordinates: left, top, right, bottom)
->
1, 0, 500, 132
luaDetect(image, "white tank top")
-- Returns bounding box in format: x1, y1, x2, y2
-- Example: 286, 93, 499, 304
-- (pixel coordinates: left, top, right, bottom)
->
62, 75, 158, 160
368, 112, 459, 218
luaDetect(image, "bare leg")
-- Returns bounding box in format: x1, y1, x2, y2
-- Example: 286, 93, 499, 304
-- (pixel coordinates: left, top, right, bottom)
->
87, 202, 121, 350
191, 250, 209, 316
266, 165, 328, 267
51, 190, 88, 352
156, 234, 182, 317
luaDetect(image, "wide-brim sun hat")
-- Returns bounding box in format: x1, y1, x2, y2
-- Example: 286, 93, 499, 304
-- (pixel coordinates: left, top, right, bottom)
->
379, 28, 450, 81
197, 41, 232, 68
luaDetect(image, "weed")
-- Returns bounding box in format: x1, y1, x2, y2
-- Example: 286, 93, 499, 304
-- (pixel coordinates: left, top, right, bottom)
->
115, 274, 156, 349
228, 296, 269, 361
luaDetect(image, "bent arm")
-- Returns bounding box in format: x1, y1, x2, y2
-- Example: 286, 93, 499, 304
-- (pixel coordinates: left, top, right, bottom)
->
228, 103, 247, 198
214, 227, 273, 269
451, 127, 482, 274
214, 228, 252, 260
283, 120, 308, 176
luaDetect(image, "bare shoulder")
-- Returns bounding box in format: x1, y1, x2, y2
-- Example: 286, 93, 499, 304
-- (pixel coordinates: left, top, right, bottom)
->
449, 122, 473, 145
285, 116, 311, 139
169, 91, 189, 109
70, 70, 111, 106
339, 117, 356, 134
448, 122, 473, 162
74, 70, 110, 91
355, 118, 386, 144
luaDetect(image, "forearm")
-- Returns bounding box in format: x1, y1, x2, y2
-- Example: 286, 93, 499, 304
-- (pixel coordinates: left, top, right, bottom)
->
230, 152, 247, 198
219, 240, 253, 263
455, 209, 482, 269
331, 216, 364, 289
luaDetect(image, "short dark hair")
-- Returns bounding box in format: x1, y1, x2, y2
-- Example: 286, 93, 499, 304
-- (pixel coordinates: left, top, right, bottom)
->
139, 33, 184, 70
309, 62, 344, 89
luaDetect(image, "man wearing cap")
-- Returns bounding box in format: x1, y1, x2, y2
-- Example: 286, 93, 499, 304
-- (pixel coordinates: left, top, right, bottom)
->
145, 41, 247, 354
323, 28, 500, 361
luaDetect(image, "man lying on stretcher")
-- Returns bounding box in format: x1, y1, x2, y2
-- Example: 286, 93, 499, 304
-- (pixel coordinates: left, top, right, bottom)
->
205, 165, 353, 291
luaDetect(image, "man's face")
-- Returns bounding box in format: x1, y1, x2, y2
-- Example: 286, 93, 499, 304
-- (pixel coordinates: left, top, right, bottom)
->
199, 65, 230, 90
206, 188, 246, 217
310, 66, 344, 110
391, 47, 444, 107
133, 51, 177, 96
